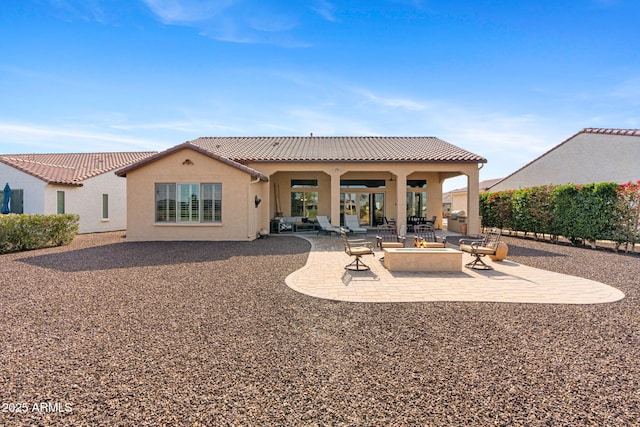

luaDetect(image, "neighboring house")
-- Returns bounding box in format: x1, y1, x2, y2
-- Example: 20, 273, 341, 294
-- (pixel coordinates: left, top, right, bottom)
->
446, 178, 504, 214
116, 136, 487, 241
441, 192, 452, 217
0, 152, 155, 233
490, 128, 640, 192
443, 178, 503, 232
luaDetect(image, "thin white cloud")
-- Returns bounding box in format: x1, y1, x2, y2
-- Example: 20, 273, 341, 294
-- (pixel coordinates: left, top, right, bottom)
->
352, 88, 428, 111
0, 64, 72, 86
46, 0, 112, 23
44, 0, 336, 46
339, 84, 579, 187
0, 123, 163, 152
109, 121, 197, 132
141, 0, 314, 46
141, 0, 237, 24
311, 0, 338, 22
110, 118, 241, 134
284, 108, 378, 136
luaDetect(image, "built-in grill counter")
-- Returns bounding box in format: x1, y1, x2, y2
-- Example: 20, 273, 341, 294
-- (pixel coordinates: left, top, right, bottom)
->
447, 210, 468, 234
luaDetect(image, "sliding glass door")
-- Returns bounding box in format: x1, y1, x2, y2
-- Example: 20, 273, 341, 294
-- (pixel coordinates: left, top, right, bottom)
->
340, 192, 385, 226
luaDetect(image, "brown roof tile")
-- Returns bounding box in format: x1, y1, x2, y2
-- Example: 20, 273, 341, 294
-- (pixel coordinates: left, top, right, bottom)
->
0, 152, 156, 186
190, 136, 487, 163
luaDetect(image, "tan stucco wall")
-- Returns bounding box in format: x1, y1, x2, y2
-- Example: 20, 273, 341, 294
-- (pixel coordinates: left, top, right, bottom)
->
491, 133, 640, 192
124, 148, 267, 241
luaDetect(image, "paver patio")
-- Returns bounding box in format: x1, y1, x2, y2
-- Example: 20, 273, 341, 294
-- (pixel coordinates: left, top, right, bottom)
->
285, 234, 625, 304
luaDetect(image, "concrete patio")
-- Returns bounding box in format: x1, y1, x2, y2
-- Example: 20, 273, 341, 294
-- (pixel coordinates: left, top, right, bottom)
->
285, 233, 625, 304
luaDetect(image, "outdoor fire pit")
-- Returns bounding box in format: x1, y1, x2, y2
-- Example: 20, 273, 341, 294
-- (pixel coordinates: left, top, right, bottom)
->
383, 247, 463, 272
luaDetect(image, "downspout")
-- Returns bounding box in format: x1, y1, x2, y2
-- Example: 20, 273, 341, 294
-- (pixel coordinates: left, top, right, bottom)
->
248, 176, 261, 239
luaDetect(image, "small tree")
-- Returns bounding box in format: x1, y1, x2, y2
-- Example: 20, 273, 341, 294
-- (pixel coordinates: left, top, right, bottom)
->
573, 183, 619, 248
493, 190, 515, 232
551, 184, 581, 245
614, 181, 640, 252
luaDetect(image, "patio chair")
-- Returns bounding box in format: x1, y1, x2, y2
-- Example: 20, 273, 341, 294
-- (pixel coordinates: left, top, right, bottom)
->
413, 224, 446, 248
344, 214, 367, 235
376, 224, 406, 249
341, 228, 375, 271
316, 215, 341, 235
459, 227, 502, 270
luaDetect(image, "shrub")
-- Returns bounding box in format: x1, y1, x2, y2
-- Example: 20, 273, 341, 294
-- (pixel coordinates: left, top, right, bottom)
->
576, 182, 619, 248
614, 181, 640, 252
481, 182, 636, 250
480, 190, 514, 230
0, 214, 79, 253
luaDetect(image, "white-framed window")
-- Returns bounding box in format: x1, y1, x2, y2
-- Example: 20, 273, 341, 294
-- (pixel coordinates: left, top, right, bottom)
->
155, 183, 221, 223
57, 191, 65, 214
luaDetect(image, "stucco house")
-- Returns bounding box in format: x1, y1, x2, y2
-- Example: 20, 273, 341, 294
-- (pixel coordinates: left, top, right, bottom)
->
446, 178, 504, 214
442, 178, 502, 233
0, 152, 155, 233
116, 136, 487, 241
489, 128, 640, 192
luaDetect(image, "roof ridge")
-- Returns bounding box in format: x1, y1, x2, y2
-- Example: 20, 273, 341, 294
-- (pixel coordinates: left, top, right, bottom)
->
582, 128, 640, 136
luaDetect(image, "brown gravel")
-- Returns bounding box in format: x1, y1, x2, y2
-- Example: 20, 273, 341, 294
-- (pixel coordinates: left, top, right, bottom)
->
1, 232, 639, 426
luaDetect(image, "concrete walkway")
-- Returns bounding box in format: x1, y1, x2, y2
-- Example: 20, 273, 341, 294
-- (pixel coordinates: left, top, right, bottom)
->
284, 234, 625, 304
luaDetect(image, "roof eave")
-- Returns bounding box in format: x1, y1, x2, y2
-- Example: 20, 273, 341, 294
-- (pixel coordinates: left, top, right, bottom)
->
239, 158, 488, 163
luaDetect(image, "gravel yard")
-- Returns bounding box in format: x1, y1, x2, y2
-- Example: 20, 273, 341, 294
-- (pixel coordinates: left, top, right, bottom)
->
1, 232, 639, 426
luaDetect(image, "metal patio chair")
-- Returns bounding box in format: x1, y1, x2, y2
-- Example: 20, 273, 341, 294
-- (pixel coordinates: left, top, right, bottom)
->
413, 224, 446, 248
459, 227, 502, 270
341, 228, 375, 271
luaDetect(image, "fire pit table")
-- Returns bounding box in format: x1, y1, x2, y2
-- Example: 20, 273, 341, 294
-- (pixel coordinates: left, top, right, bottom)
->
383, 248, 463, 272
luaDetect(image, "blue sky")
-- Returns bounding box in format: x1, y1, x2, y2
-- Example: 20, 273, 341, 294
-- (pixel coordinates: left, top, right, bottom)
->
1, 0, 639, 190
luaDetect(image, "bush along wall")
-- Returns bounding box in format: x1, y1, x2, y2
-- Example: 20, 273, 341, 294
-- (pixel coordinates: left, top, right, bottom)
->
0, 214, 79, 254
615, 181, 640, 252
480, 181, 640, 252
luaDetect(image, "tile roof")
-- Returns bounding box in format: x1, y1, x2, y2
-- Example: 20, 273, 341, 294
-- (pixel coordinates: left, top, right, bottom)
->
190, 136, 487, 163
0, 152, 156, 186
115, 142, 269, 182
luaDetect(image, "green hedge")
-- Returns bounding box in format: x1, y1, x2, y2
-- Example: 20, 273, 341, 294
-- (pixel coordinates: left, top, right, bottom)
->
480, 181, 640, 251
0, 214, 79, 254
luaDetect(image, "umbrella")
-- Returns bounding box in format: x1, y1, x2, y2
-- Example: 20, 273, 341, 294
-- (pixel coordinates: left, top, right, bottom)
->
1, 183, 11, 214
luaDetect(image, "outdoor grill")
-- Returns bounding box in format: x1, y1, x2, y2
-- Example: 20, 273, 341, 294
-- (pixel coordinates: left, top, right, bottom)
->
449, 210, 466, 220
448, 210, 468, 234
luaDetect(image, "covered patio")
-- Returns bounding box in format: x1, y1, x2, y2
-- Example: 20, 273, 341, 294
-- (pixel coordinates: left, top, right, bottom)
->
192, 136, 488, 237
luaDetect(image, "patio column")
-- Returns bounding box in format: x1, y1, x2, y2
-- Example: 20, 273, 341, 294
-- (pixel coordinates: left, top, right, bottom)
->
329, 169, 342, 226
466, 169, 480, 235
427, 179, 443, 228
395, 172, 407, 232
